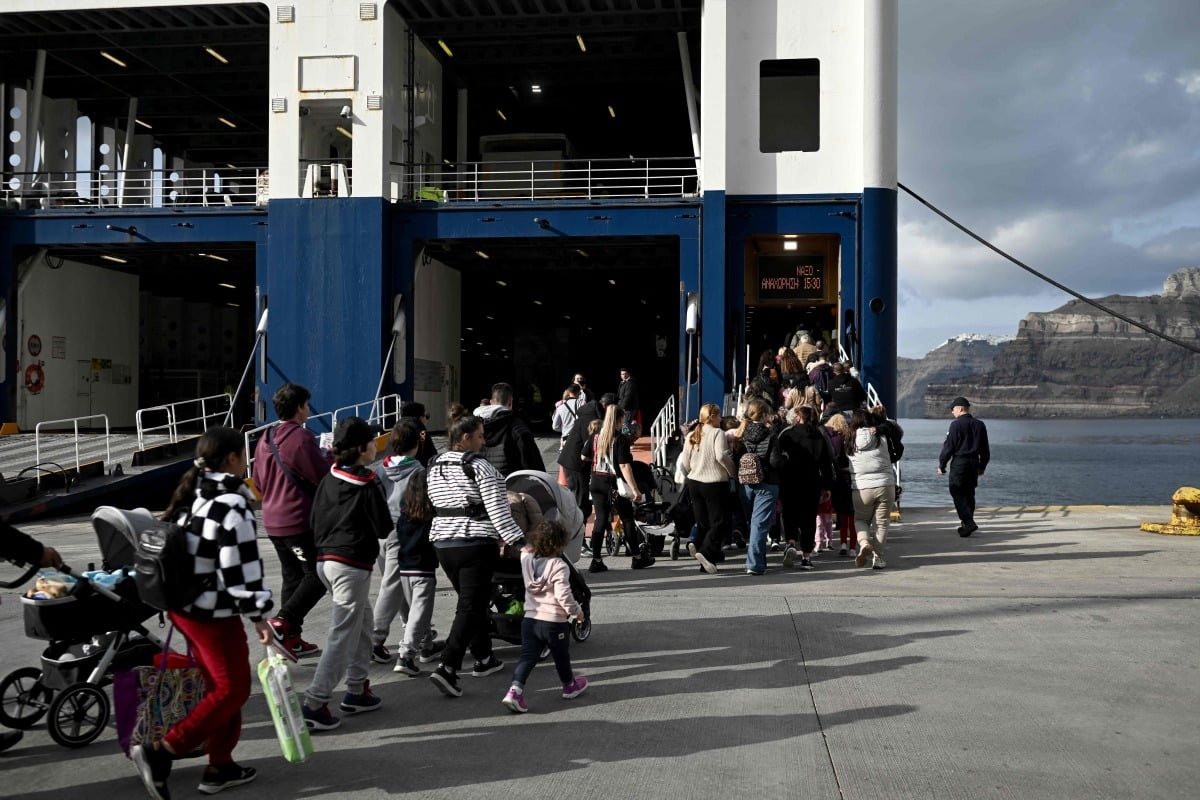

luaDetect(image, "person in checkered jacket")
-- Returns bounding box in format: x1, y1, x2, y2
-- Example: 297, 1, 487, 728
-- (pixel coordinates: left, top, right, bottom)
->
130, 426, 274, 800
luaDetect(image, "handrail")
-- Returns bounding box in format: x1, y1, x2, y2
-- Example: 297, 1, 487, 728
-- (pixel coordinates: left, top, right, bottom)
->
1, 167, 267, 209
332, 393, 403, 429
33, 414, 110, 489
136, 393, 232, 450
649, 396, 677, 469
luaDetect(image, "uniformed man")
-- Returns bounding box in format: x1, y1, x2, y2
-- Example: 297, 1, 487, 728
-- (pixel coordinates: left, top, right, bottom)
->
937, 397, 990, 536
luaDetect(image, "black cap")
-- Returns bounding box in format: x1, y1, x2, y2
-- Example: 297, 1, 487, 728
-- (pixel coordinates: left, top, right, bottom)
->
400, 401, 427, 418
333, 416, 378, 450
950, 396, 971, 409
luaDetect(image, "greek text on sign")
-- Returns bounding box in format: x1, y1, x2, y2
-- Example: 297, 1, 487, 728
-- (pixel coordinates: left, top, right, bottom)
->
757, 254, 826, 301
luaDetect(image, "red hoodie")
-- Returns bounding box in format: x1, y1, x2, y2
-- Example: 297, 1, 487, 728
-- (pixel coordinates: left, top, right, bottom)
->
253, 421, 333, 537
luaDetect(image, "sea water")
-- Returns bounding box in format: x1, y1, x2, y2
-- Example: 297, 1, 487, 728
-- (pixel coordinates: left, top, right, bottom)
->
895, 418, 1200, 508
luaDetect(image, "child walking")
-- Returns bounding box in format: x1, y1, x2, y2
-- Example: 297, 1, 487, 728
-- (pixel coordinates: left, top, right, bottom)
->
302, 417, 393, 731
501, 520, 588, 713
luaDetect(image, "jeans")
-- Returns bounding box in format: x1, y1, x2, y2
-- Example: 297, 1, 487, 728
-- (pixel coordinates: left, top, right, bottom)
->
435, 542, 498, 671
164, 613, 250, 764
269, 530, 327, 637
948, 457, 979, 526
589, 475, 639, 558
511, 618, 575, 688
304, 561, 373, 708
853, 484, 895, 557
739, 482, 780, 573
689, 480, 731, 561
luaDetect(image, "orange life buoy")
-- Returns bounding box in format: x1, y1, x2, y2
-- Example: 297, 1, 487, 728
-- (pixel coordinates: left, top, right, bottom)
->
24, 364, 44, 394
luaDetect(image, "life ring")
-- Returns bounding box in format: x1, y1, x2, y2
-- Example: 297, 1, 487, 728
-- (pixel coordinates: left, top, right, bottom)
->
24, 364, 44, 394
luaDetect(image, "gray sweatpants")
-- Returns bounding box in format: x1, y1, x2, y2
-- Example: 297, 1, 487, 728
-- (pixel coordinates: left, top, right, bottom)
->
305, 560, 373, 709
373, 532, 438, 655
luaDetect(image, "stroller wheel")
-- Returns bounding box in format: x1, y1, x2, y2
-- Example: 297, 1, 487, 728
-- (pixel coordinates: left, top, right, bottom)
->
670, 538, 681, 560
571, 618, 592, 642
0, 667, 52, 729
604, 532, 614, 557
47, 683, 109, 748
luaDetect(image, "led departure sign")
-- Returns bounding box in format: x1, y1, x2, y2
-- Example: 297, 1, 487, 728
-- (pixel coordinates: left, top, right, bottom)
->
757, 254, 826, 301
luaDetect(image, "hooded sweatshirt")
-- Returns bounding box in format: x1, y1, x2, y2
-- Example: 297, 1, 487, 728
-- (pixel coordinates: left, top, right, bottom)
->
310, 463, 393, 570
472, 404, 545, 476
253, 421, 333, 537
376, 455, 438, 574
521, 550, 582, 623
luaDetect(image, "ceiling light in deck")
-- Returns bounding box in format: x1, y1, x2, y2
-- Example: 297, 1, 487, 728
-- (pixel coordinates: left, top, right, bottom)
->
496, 109, 507, 121
438, 40, 453, 57
100, 254, 128, 264
135, 119, 152, 129
783, 241, 799, 251
576, 35, 586, 52
218, 283, 236, 289
202, 253, 230, 262
204, 47, 229, 65
336, 125, 353, 139
531, 85, 542, 94
608, 105, 616, 118
217, 117, 237, 129
476, 251, 490, 259
100, 51, 127, 68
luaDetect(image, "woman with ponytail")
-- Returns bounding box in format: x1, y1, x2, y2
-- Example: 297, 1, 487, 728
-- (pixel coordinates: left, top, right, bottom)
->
131, 426, 274, 800
675, 403, 736, 574
581, 403, 647, 573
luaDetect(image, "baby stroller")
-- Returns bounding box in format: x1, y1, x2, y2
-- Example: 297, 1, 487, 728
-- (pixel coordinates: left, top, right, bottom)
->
0, 507, 165, 748
491, 471, 592, 650
629, 461, 675, 558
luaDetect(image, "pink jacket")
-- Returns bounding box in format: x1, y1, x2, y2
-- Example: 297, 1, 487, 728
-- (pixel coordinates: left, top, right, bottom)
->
521, 550, 582, 623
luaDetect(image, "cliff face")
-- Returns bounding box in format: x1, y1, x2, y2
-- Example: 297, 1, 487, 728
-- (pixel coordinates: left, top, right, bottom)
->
921, 268, 1200, 418
896, 336, 1007, 417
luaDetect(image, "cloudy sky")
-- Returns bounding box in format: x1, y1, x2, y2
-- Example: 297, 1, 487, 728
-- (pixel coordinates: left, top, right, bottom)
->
897, 0, 1200, 357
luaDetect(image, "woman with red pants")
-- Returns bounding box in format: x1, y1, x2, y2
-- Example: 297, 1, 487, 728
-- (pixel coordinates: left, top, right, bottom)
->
131, 426, 274, 800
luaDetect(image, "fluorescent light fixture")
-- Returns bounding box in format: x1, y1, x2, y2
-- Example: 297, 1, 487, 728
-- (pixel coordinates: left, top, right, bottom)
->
466, 326, 474, 331
217, 117, 237, 128
438, 39, 453, 57
100, 51, 127, 68
203, 253, 230, 262
218, 282, 236, 289
533, 300, 542, 305
576, 34, 586, 52
783, 234, 799, 239
783, 241, 799, 251
575, 249, 588, 258
100, 254, 128, 264
476, 250, 490, 259
135, 119, 152, 129
531, 85, 542, 94
608, 279, 616, 285
226, 302, 240, 308
204, 47, 229, 64
485, 315, 494, 320
336, 125, 353, 139
608, 105, 616, 118
563, 315, 572, 320
225, 163, 237, 169
496, 109, 507, 121
495, 280, 507, 287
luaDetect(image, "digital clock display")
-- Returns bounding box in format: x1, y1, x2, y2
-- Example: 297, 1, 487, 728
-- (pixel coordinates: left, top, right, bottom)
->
757, 254, 826, 301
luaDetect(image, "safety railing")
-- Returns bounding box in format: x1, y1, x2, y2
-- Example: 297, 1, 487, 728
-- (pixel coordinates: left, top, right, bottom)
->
388, 157, 699, 204
1, 167, 267, 210
649, 396, 677, 469
135, 393, 232, 451
33, 414, 110, 488
299, 161, 352, 198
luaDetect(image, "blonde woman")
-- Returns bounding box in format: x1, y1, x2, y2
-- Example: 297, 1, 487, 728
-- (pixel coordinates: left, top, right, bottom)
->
676, 403, 736, 574
581, 404, 647, 573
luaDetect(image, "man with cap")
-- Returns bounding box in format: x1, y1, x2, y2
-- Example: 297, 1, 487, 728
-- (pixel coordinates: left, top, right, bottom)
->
938, 397, 991, 536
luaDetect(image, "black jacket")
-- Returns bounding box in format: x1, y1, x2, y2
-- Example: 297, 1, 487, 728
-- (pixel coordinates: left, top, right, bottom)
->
310, 464, 393, 570
558, 399, 604, 473
829, 374, 866, 409
618, 377, 640, 413
478, 407, 545, 476
938, 414, 990, 472
0, 521, 45, 566
778, 423, 835, 490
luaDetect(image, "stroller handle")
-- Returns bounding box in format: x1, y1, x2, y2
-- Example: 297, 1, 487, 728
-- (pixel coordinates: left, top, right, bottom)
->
0, 560, 72, 590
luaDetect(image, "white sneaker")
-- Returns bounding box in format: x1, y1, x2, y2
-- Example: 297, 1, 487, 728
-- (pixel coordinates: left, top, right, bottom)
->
782, 546, 798, 568
872, 554, 886, 570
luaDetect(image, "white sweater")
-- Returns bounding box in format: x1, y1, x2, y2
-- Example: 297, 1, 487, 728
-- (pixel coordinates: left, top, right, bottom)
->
678, 424, 736, 485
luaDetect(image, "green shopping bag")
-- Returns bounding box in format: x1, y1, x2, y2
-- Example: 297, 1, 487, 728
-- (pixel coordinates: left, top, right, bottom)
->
257, 647, 314, 763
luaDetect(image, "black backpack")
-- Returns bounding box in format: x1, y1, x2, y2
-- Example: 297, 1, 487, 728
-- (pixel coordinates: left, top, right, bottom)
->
133, 518, 212, 611
883, 433, 904, 463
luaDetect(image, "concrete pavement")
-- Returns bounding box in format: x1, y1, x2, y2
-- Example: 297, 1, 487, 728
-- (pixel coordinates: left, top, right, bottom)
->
2, 501, 1198, 799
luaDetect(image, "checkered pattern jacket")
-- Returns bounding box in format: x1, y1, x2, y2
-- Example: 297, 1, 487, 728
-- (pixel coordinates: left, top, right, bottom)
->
176, 472, 274, 621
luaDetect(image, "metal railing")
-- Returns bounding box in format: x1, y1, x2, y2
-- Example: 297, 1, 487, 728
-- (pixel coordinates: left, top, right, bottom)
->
299, 161, 352, 198
389, 157, 699, 204
135, 393, 232, 450
649, 396, 677, 469
1, 167, 267, 210
33, 414, 110, 488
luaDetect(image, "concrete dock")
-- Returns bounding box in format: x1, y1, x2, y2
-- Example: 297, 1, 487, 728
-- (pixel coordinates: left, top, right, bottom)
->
2, 503, 1197, 799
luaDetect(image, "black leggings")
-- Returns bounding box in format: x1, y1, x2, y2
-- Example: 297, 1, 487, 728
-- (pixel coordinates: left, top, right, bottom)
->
589, 475, 639, 558
689, 480, 731, 561
780, 482, 821, 554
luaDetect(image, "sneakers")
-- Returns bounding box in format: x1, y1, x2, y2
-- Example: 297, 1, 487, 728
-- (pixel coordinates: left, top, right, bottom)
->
395, 654, 421, 676
631, 543, 655, 569
268, 618, 321, 659
588, 558, 608, 574
745, 569, 765, 576
302, 703, 341, 731
692, 547, 717, 574
782, 545, 798, 568
501, 687, 529, 713
197, 764, 256, 796
855, 542, 873, 568
839, 546, 849, 557
872, 555, 887, 570
849, 547, 858, 559
418, 639, 447, 663
340, 680, 382, 714
130, 743, 173, 800
370, 643, 392, 664
471, 656, 505, 677
959, 522, 978, 537
769, 540, 781, 552
799, 557, 814, 570
562, 676, 589, 699
430, 665, 462, 697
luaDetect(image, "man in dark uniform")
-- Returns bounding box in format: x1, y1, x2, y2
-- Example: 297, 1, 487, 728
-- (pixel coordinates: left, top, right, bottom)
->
937, 397, 990, 536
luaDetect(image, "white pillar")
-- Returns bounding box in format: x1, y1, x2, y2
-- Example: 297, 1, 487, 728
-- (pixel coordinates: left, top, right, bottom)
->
863, 0, 897, 191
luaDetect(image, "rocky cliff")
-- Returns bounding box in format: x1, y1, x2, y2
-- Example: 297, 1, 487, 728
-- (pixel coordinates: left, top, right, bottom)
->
919, 268, 1200, 418
896, 335, 1009, 417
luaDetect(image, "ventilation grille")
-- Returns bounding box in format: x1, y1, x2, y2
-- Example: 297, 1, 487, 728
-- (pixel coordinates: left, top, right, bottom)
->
276, 6, 295, 23
270, 98, 288, 113
359, 3, 378, 20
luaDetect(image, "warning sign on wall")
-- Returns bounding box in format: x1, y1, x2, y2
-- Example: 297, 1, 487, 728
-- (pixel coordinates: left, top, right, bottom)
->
27, 334, 41, 357
52, 336, 66, 359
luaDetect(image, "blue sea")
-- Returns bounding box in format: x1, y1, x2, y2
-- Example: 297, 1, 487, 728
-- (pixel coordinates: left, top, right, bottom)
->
895, 418, 1200, 507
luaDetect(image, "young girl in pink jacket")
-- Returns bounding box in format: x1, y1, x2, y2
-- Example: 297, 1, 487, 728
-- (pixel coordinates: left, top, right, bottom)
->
501, 521, 588, 713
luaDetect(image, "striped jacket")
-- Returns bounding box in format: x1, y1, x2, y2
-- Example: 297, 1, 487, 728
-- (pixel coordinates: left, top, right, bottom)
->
426, 450, 524, 546
177, 472, 274, 621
